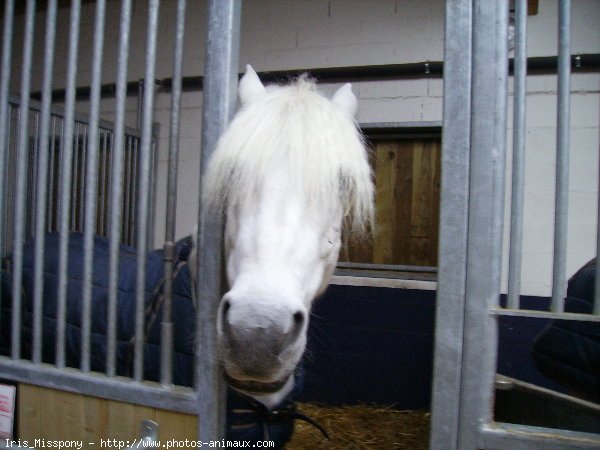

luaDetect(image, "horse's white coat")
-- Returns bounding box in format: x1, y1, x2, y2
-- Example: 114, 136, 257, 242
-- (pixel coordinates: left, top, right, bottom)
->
198, 66, 374, 409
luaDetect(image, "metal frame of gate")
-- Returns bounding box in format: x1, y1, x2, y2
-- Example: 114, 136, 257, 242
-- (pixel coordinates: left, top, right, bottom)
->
0, 0, 240, 442
430, 0, 600, 448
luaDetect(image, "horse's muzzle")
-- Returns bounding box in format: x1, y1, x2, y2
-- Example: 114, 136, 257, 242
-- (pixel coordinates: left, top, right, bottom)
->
218, 297, 306, 389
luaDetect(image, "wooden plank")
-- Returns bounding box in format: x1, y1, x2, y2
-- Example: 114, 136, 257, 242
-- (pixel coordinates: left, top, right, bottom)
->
84, 395, 109, 444
394, 140, 414, 265
156, 409, 198, 443
409, 139, 441, 266
17, 383, 41, 440
17, 384, 200, 443
410, 140, 433, 238
373, 141, 397, 264
340, 136, 441, 268
38, 386, 86, 442
106, 397, 138, 441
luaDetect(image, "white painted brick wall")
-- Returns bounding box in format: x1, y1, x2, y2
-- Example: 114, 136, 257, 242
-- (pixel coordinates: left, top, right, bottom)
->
7, 0, 600, 297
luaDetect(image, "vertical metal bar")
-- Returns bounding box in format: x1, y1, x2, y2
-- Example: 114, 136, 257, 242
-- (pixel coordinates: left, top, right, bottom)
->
11, 0, 36, 360
32, 0, 58, 365
196, 0, 242, 441
56, 0, 81, 369
0, 0, 15, 274
131, 137, 139, 245
507, 0, 528, 310
28, 112, 40, 239
98, 130, 107, 235
121, 139, 129, 242
78, 125, 87, 232
137, 79, 144, 131
81, 0, 106, 373
596, 162, 600, 314
551, 0, 571, 313
429, 0, 472, 447
161, 0, 187, 387
47, 117, 57, 231
107, 0, 132, 378
71, 123, 80, 230
147, 122, 160, 249
457, 1, 509, 448
134, 0, 160, 383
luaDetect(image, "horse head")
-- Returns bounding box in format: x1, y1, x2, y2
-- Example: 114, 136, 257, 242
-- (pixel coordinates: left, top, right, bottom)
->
195, 65, 373, 408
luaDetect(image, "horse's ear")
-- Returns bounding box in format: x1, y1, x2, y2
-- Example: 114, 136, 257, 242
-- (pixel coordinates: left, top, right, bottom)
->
332, 83, 358, 117
239, 65, 266, 106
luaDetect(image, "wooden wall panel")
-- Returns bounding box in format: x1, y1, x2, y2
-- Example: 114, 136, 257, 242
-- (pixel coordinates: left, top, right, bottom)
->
17, 384, 198, 444
373, 141, 397, 264
340, 137, 441, 268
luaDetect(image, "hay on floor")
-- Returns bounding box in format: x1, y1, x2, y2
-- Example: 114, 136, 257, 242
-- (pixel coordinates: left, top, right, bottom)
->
286, 403, 430, 450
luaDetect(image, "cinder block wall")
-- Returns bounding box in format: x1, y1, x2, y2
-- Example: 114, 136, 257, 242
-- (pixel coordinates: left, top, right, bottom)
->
9, 0, 600, 298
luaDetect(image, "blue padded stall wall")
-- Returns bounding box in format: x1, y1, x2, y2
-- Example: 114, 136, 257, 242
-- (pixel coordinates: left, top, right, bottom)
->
299, 284, 560, 409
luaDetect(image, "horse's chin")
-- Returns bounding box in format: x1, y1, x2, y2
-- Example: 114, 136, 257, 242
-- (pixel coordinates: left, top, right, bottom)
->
224, 372, 291, 395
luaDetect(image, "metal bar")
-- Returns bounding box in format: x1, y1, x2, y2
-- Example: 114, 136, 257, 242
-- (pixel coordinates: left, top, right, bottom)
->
429, 1, 472, 448
137, 79, 144, 131
507, 0, 528, 310
336, 262, 437, 273
596, 174, 600, 314
8, 94, 143, 138
28, 112, 40, 239
196, 0, 242, 441
78, 125, 87, 232
457, 1, 509, 448
47, 117, 57, 231
98, 130, 108, 235
492, 307, 600, 322
481, 423, 600, 449
134, 0, 160, 383
551, 0, 571, 313
29, 54, 600, 102
32, 0, 58, 365
0, 0, 15, 274
11, 0, 36, 360
122, 138, 130, 244
161, 0, 187, 387
56, 0, 82, 369
107, 0, 133, 378
147, 122, 160, 248
81, 0, 106, 373
0, 358, 198, 414
71, 123, 80, 231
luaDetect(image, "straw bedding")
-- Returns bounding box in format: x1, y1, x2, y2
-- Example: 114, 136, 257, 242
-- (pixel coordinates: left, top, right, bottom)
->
286, 403, 430, 449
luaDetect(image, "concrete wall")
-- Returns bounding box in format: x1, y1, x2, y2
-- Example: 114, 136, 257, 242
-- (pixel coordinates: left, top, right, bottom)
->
8, 0, 600, 297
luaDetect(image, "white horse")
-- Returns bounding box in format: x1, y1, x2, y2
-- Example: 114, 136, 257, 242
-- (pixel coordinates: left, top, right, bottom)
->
193, 65, 374, 409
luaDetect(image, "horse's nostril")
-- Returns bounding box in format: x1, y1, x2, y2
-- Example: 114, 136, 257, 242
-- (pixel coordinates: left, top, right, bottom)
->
293, 310, 304, 327
222, 299, 231, 316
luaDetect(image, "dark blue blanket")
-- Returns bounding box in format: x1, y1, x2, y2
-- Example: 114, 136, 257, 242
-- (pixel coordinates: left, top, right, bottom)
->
0, 233, 296, 446
532, 260, 600, 402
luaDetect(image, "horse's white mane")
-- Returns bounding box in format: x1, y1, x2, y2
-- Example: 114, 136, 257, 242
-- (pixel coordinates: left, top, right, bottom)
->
202, 74, 374, 236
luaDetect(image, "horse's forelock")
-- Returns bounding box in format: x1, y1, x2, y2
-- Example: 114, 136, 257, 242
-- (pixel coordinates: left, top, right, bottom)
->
202, 79, 374, 236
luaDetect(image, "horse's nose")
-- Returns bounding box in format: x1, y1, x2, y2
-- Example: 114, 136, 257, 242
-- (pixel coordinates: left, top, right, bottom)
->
220, 299, 305, 375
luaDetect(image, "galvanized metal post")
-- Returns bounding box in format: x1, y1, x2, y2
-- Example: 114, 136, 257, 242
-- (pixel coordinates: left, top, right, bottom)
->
458, 1, 509, 448
551, 0, 571, 313
107, 0, 133, 378
196, 0, 242, 441
56, 0, 82, 369
32, 0, 58, 365
134, 0, 160, 383
429, 0, 472, 448
162, 0, 187, 387
507, 0, 528, 310
11, 0, 36, 360
81, 0, 106, 373
0, 0, 14, 269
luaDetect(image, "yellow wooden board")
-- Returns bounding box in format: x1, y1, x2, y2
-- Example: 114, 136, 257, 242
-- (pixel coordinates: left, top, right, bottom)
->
17, 384, 198, 445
